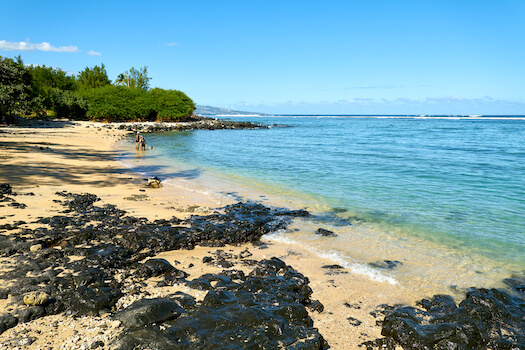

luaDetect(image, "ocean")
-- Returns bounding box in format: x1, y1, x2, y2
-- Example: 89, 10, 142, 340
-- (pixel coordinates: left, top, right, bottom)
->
118, 115, 525, 297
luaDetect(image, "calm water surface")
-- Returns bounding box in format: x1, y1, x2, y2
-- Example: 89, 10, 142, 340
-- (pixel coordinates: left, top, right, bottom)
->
120, 116, 525, 293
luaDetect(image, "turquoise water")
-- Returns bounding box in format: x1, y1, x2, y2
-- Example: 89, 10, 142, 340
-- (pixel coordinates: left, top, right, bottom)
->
121, 116, 525, 291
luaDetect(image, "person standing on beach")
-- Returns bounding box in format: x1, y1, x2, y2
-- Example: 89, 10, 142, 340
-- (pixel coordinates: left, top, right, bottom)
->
139, 135, 147, 151
135, 132, 141, 150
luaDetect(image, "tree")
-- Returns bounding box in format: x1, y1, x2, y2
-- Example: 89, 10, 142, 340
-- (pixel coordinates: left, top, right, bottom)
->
114, 66, 151, 91
78, 85, 196, 122
149, 88, 196, 121
76, 64, 111, 89
0, 55, 33, 123
79, 85, 152, 121
27, 64, 76, 109
49, 88, 89, 119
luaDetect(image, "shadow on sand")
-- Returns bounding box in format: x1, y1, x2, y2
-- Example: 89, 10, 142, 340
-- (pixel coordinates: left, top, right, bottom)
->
0, 138, 203, 188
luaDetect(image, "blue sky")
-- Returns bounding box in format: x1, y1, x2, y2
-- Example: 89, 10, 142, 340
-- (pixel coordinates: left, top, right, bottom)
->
1, 0, 524, 115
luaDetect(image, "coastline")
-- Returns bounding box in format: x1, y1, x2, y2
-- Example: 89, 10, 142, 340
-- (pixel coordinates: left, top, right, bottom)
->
1, 119, 523, 349
0, 119, 409, 348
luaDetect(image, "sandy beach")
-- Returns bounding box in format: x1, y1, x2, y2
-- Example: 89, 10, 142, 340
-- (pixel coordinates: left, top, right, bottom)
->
0, 119, 432, 349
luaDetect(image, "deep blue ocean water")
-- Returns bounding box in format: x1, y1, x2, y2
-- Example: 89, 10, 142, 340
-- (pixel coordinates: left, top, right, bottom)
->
121, 116, 525, 290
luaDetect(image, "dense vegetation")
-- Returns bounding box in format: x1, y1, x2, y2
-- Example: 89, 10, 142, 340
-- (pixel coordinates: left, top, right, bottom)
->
0, 55, 195, 123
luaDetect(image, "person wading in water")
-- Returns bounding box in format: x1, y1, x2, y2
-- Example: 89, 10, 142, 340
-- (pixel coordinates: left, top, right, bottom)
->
135, 132, 141, 150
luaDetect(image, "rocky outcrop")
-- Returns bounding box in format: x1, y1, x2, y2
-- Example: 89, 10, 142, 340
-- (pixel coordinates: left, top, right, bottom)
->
363, 277, 525, 349
114, 258, 328, 350
0, 186, 326, 349
105, 117, 271, 133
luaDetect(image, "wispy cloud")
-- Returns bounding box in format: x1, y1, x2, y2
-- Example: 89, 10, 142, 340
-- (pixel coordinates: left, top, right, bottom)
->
166, 42, 178, 47
0, 39, 100, 56
0, 40, 79, 53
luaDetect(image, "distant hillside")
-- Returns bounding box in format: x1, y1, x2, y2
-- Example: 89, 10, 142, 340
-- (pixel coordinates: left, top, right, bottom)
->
195, 105, 266, 116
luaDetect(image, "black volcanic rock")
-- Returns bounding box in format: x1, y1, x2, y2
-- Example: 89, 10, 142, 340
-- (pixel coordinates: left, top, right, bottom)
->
363, 283, 525, 349
315, 228, 337, 237
114, 298, 184, 328
114, 258, 328, 350
0, 186, 324, 349
0, 183, 12, 195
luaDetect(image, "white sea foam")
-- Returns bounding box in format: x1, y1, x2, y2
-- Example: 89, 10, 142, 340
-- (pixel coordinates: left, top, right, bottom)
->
264, 231, 398, 285
161, 177, 212, 197
316, 250, 398, 285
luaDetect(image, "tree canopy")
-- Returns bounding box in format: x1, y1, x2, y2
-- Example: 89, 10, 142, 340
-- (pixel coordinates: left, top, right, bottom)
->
0, 56, 195, 123
76, 64, 111, 90
26, 64, 76, 115
0, 55, 33, 121
114, 66, 151, 91
78, 85, 195, 122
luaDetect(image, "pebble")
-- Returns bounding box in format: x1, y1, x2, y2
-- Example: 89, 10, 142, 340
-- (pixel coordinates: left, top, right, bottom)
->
23, 291, 50, 306
110, 320, 121, 329
29, 244, 43, 252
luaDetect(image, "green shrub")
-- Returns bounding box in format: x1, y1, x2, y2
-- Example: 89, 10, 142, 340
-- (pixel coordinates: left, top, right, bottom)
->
149, 88, 195, 122
79, 85, 195, 122
50, 88, 90, 119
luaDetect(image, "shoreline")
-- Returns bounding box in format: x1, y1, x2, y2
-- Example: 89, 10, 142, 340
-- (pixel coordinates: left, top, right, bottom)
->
1, 119, 396, 348
1, 119, 523, 349
115, 120, 521, 297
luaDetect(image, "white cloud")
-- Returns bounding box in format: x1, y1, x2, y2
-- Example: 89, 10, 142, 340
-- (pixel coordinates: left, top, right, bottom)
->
0, 40, 80, 53
166, 42, 178, 47
0, 39, 101, 56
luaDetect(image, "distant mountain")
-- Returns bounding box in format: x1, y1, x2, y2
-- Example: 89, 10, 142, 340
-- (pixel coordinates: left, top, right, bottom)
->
195, 105, 267, 116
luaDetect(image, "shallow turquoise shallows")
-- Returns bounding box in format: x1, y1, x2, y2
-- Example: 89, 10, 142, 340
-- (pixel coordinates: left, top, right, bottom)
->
123, 116, 525, 284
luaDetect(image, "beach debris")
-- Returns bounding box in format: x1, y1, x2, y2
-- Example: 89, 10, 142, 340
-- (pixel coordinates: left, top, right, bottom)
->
315, 228, 337, 237
23, 292, 50, 306
146, 177, 162, 188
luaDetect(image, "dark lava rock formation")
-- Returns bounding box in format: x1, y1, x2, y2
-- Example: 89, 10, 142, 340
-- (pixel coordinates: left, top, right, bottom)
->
106, 116, 271, 133
315, 228, 337, 237
362, 276, 525, 349
115, 258, 328, 349
0, 187, 327, 349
